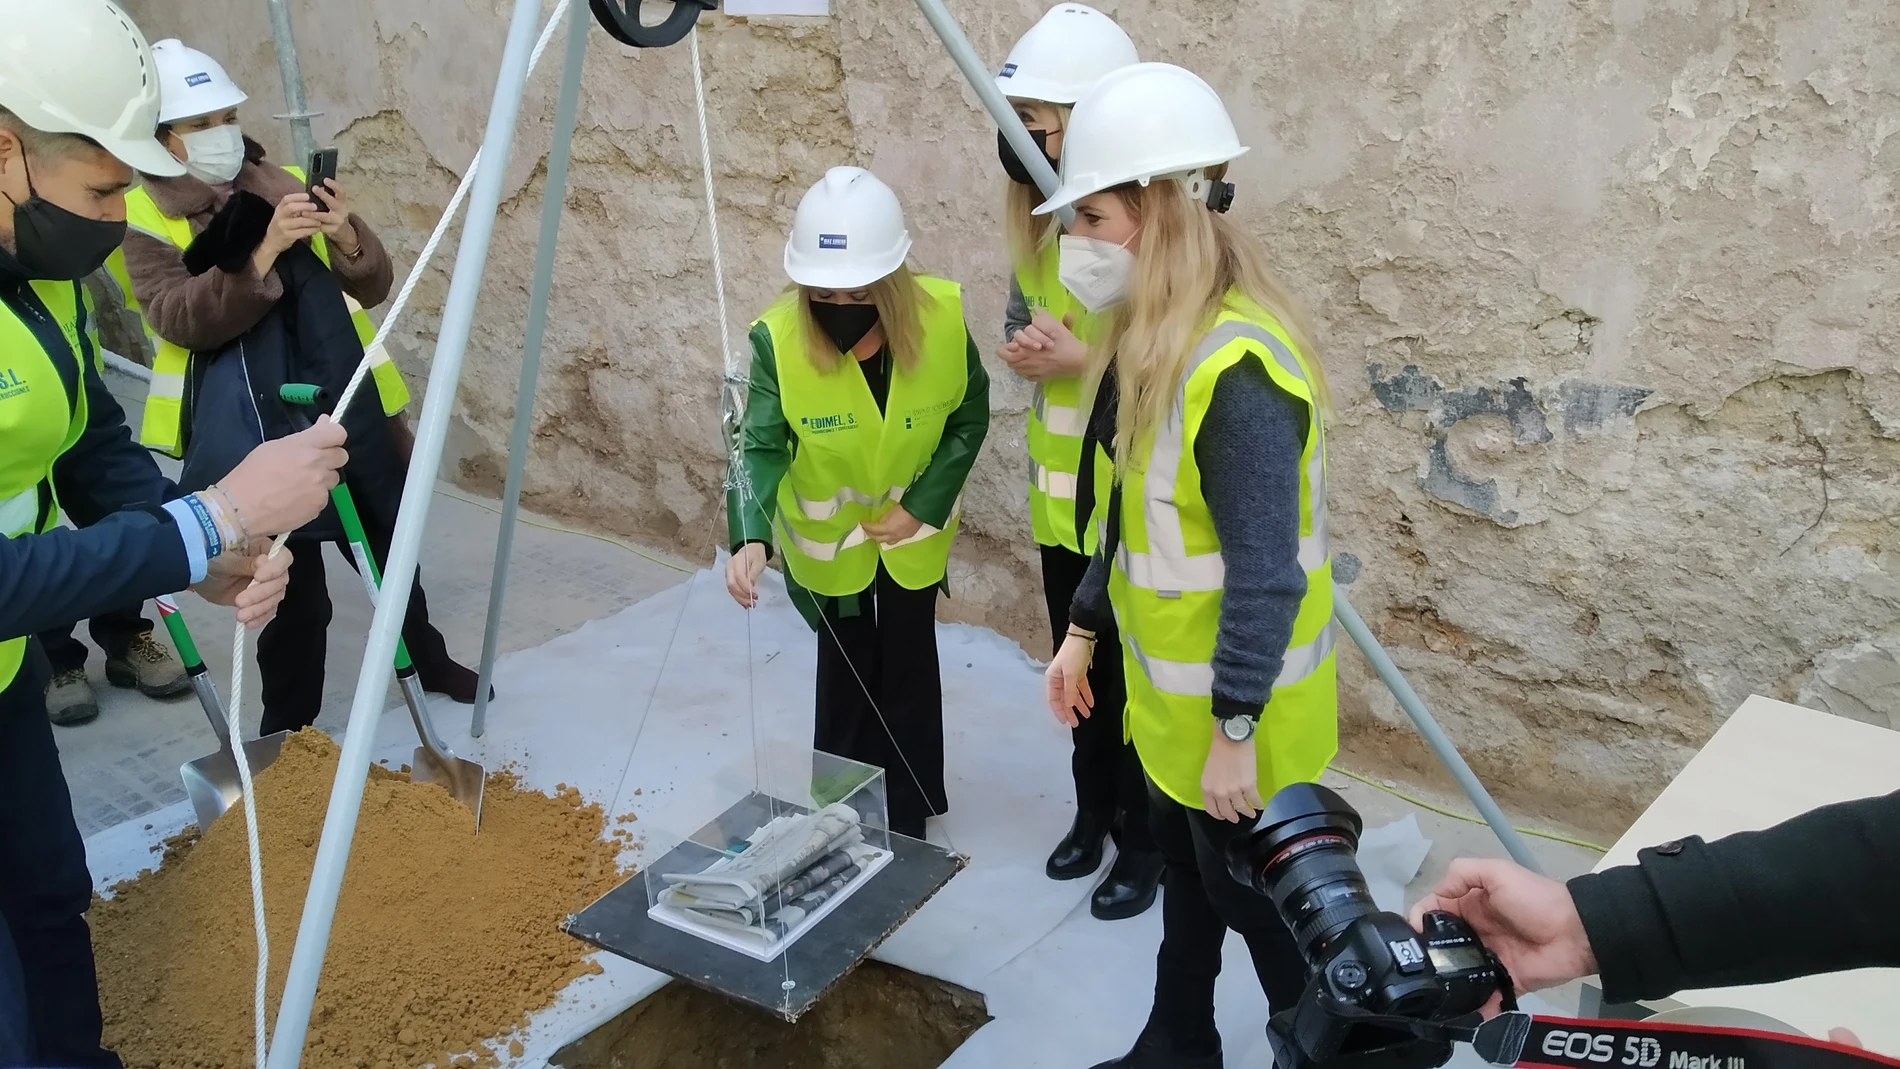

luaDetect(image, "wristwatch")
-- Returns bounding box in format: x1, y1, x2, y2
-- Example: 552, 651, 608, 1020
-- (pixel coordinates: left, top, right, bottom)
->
1217, 714, 1257, 743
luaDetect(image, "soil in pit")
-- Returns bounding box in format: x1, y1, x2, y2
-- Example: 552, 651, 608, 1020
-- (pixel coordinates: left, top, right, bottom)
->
552, 961, 990, 1069
90, 729, 627, 1069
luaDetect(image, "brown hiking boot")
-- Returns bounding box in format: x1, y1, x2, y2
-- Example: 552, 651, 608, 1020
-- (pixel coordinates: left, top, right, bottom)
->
104, 631, 191, 699
46, 668, 100, 726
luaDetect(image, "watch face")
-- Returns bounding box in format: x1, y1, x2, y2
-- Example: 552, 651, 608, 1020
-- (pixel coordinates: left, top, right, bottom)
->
1222, 717, 1252, 741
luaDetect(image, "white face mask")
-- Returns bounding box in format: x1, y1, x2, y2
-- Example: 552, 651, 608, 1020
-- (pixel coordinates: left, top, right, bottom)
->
1058, 232, 1137, 313
179, 124, 246, 184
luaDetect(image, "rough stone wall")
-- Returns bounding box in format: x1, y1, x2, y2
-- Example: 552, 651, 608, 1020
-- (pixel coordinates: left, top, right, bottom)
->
121, 0, 1900, 835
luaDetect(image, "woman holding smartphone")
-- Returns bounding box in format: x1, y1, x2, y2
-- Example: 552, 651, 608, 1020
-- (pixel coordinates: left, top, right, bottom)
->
1041, 64, 1339, 1068
726, 166, 990, 841
117, 39, 482, 735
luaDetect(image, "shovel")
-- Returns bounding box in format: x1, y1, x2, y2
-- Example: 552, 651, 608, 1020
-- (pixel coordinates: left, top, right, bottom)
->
279, 384, 485, 825
333, 482, 486, 826
161, 595, 291, 831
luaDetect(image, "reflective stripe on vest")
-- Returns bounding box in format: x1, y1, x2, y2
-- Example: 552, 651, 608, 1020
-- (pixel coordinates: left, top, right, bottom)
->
1, 280, 92, 689
1110, 297, 1338, 809
124, 181, 411, 456
1123, 620, 1338, 697
1018, 242, 1102, 555
775, 491, 964, 561
767, 276, 970, 596
1116, 321, 1332, 591
0, 487, 36, 538
1033, 383, 1084, 437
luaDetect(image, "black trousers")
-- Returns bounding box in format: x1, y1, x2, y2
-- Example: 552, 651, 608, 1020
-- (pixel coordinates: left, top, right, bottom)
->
1144, 780, 1307, 1055
257, 508, 450, 737
35, 605, 153, 676
0, 652, 121, 1069
1039, 545, 1153, 854
813, 565, 947, 831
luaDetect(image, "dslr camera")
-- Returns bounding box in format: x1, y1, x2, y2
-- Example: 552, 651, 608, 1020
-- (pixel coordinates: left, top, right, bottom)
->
1226, 783, 1514, 1069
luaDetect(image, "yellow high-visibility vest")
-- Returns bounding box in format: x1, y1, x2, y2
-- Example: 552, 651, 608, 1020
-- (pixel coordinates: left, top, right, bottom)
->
1017, 242, 1104, 555
123, 168, 409, 457
1, 280, 94, 688
767, 276, 969, 596
1110, 292, 1338, 808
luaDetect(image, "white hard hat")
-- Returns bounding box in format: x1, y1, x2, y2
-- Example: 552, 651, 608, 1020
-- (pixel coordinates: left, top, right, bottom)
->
783, 166, 912, 290
0, 0, 184, 176
995, 4, 1140, 105
151, 39, 249, 124
1034, 63, 1248, 216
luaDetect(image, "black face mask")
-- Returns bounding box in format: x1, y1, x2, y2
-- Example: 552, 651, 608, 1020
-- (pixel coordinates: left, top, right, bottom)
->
5, 158, 126, 281
998, 128, 1058, 187
810, 300, 881, 354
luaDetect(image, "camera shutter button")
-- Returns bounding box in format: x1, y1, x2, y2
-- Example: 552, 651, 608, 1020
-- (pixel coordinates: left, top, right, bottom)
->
1654, 839, 1684, 856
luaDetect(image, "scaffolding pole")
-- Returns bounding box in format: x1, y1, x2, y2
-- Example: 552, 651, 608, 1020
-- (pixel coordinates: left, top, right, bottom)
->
263, 0, 319, 165
263, 0, 550, 1061
1333, 596, 1542, 872
471, 0, 591, 738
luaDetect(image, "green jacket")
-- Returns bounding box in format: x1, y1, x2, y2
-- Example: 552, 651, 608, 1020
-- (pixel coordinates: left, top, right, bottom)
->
726, 319, 991, 628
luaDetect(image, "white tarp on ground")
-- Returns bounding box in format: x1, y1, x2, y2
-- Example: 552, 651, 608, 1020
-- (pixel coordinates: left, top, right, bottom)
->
85, 565, 1456, 1068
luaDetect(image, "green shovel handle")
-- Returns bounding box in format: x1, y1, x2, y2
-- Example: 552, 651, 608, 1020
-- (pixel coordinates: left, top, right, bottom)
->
154, 595, 205, 671
281, 382, 416, 676
328, 484, 416, 673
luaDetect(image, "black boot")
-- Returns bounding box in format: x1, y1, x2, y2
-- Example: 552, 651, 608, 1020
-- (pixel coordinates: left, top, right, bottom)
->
412, 644, 494, 705
1091, 849, 1163, 920
1046, 812, 1108, 880
1087, 1027, 1222, 1069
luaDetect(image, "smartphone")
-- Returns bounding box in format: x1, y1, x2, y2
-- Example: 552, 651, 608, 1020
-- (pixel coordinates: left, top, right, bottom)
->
305, 147, 338, 201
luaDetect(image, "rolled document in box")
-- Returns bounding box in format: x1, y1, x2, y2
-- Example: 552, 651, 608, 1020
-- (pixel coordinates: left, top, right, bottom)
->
761, 857, 867, 939
776, 849, 855, 901
660, 803, 862, 918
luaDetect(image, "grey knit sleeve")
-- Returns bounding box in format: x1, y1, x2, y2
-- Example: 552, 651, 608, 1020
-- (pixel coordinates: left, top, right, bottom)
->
1069, 536, 1115, 635
1199, 356, 1310, 720
1004, 277, 1033, 342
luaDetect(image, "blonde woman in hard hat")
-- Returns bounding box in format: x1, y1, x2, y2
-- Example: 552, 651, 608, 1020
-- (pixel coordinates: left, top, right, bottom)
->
726, 166, 990, 841
1041, 64, 1338, 1068
116, 39, 487, 735
993, 4, 1161, 922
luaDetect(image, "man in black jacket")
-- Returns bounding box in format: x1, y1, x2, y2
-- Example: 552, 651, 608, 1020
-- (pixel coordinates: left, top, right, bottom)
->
1410, 790, 1900, 1007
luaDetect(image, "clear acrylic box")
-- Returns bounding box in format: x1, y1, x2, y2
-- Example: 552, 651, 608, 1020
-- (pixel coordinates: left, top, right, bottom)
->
641, 748, 893, 961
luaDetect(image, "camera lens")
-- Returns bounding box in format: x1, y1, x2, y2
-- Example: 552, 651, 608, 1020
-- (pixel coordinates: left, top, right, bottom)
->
1226, 783, 1374, 965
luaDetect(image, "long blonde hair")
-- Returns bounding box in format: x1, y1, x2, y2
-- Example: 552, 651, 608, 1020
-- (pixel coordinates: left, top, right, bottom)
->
792, 263, 933, 374
1087, 173, 1331, 465
1003, 106, 1067, 270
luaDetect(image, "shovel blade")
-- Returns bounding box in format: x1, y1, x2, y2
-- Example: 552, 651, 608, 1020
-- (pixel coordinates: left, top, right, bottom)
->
411, 746, 485, 828
180, 732, 290, 832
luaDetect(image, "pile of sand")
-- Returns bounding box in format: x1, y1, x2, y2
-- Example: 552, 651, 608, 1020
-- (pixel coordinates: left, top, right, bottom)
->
92, 730, 626, 1069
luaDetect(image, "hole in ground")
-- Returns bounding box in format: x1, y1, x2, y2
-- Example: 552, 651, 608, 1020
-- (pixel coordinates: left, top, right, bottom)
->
552, 961, 990, 1069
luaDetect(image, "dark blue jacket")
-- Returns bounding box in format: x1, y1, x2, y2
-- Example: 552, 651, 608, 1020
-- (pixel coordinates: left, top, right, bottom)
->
176, 197, 404, 543
0, 263, 191, 646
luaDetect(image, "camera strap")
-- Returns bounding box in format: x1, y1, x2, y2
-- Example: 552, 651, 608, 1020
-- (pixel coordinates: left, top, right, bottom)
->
1471, 1012, 1900, 1069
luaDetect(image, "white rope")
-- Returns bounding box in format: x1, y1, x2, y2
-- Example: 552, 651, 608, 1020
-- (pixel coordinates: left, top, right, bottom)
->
214, 4, 581, 1061
334, 0, 576, 416
690, 27, 738, 382
689, 25, 798, 1001
225, 624, 270, 1068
